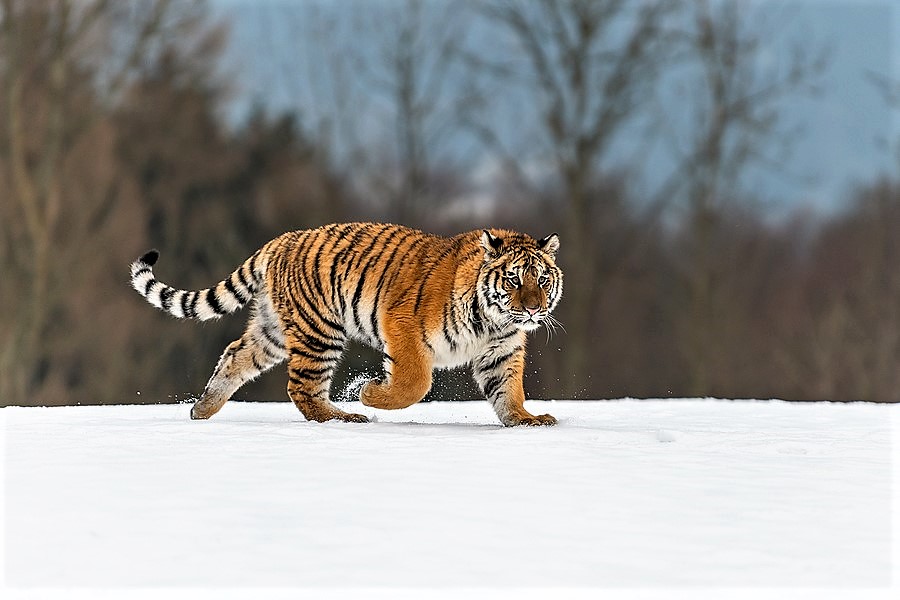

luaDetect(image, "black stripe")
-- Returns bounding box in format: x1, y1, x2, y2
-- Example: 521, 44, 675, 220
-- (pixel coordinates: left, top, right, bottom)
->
293, 301, 342, 347
477, 348, 521, 374
442, 326, 457, 352
299, 325, 344, 351
345, 224, 392, 273
237, 262, 253, 296
441, 301, 458, 352
486, 273, 506, 311
330, 224, 369, 315
309, 224, 342, 309
291, 233, 345, 334
144, 278, 158, 297
328, 243, 346, 313
333, 225, 375, 289
349, 268, 371, 334
369, 231, 411, 339
304, 336, 344, 354
189, 292, 200, 318
248, 249, 263, 283
180, 291, 193, 318
225, 274, 249, 304
420, 325, 434, 353
283, 233, 307, 314
354, 228, 403, 338
471, 293, 484, 336
297, 275, 344, 333
206, 288, 226, 315
288, 368, 332, 383
414, 239, 460, 313
349, 226, 397, 335
290, 346, 340, 363
383, 235, 428, 295
447, 279, 459, 336
482, 375, 504, 399
260, 323, 285, 351
260, 342, 284, 361
160, 287, 174, 312
251, 353, 267, 372
288, 374, 308, 387
490, 329, 518, 344
132, 266, 151, 278
292, 365, 332, 377
304, 227, 330, 304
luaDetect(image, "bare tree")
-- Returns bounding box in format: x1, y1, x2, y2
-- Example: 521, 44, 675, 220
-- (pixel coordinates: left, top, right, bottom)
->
660, 0, 825, 395
467, 0, 678, 395
234, 0, 482, 225
784, 71, 900, 401
0, 0, 215, 405
364, 0, 479, 222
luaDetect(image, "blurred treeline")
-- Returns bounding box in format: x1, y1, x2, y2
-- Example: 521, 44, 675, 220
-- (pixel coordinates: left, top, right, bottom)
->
2, 0, 899, 407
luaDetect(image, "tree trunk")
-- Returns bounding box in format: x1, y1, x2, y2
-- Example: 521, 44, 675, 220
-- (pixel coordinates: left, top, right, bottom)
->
561, 162, 595, 397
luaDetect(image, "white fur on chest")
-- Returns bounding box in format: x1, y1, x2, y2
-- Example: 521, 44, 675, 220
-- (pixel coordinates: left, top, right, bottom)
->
431, 327, 522, 369
338, 294, 520, 370
430, 330, 486, 369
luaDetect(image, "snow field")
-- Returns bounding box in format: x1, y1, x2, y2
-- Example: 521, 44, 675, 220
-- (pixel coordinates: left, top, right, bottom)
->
2, 398, 897, 599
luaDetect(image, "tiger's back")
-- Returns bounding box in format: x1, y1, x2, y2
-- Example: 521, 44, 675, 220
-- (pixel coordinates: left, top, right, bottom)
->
130, 222, 563, 426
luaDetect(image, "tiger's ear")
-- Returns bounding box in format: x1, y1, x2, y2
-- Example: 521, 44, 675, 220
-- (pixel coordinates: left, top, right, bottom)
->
538, 232, 560, 257
481, 230, 503, 259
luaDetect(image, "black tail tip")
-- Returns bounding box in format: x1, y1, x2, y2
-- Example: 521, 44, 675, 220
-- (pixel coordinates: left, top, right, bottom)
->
140, 249, 159, 266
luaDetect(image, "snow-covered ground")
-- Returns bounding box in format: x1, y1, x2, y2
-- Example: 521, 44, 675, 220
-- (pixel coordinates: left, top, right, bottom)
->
2, 399, 897, 599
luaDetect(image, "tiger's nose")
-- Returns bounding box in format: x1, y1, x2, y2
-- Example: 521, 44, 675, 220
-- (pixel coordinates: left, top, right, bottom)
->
524, 305, 540, 316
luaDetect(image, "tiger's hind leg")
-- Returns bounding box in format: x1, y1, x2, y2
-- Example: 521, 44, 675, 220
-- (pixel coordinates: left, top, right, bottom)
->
191, 313, 287, 420
285, 333, 368, 423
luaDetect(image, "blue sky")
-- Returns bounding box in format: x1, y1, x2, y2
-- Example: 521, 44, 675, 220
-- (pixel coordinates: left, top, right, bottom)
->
210, 0, 899, 217
790, 0, 895, 212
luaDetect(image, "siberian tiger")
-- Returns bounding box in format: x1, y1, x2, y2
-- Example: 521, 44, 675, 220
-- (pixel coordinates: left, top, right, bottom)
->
130, 223, 563, 426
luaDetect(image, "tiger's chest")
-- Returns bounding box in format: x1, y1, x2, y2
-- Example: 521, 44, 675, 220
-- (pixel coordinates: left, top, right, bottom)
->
430, 328, 487, 369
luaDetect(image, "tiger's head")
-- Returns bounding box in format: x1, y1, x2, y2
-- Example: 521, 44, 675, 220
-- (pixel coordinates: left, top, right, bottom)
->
477, 229, 563, 332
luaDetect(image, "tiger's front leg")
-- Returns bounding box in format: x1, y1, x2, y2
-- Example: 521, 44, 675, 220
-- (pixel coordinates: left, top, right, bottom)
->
473, 339, 557, 427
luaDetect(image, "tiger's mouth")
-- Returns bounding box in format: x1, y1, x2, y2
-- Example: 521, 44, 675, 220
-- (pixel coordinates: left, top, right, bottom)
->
513, 310, 546, 329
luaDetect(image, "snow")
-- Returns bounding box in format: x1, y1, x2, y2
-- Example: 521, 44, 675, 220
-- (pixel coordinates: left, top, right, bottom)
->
2, 398, 898, 600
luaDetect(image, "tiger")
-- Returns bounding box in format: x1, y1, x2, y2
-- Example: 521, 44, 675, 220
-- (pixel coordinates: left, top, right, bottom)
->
130, 222, 563, 426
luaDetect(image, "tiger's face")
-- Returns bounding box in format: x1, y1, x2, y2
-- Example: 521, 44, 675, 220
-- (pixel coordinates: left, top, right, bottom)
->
478, 230, 563, 332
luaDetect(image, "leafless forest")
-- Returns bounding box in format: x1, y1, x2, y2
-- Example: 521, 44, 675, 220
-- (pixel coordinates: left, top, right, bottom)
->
2, 0, 898, 407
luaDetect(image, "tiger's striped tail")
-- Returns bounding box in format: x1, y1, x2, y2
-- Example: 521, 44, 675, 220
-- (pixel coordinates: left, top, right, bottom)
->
129, 249, 264, 321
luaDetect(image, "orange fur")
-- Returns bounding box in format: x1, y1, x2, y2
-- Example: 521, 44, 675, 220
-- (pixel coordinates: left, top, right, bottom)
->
130, 223, 563, 426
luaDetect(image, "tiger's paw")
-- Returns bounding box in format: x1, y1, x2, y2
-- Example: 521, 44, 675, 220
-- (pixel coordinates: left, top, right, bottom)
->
298, 401, 369, 424
338, 412, 370, 424
316, 409, 369, 424
506, 413, 557, 427
190, 399, 220, 420
533, 413, 558, 426
359, 378, 425, 410
358, 380, 384, 408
